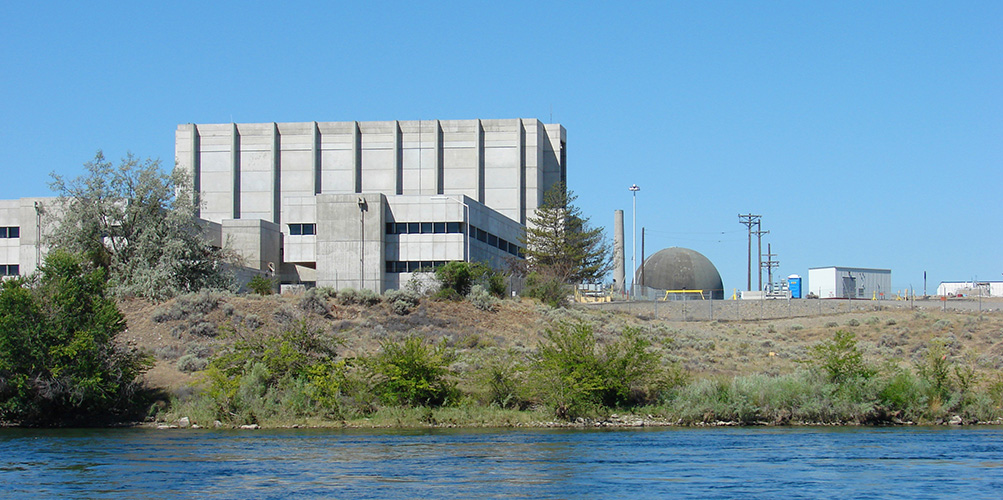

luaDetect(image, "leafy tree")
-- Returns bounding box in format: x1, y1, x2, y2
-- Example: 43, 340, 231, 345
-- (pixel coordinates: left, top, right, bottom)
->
521, 182, 611, 284
0, 251, 152, 426
48, 151, 235, 301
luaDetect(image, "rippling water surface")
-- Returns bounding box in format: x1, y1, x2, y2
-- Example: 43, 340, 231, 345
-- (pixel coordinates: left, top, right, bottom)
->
2, 426, 1002, 499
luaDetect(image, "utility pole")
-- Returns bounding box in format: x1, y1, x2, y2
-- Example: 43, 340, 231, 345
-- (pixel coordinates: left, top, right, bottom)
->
738, 214, 761, 291
754, 222, 769, 291
762, 243, 779, 293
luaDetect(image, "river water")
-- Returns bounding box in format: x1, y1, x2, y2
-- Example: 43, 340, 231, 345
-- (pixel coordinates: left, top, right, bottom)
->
2, 426, 1001, 499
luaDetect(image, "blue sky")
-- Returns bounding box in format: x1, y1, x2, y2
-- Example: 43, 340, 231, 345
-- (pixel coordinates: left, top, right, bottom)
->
2, 1, 1000, 293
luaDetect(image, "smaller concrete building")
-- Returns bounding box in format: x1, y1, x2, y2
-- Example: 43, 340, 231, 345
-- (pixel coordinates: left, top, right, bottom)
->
808, 266, 891, 299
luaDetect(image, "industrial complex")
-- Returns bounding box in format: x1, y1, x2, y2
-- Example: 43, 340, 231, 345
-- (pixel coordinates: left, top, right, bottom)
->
0, 119, 566, 293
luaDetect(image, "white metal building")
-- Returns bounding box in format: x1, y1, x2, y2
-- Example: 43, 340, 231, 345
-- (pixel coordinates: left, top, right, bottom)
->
807, 266, 892, 299
937, 281, 1003, 297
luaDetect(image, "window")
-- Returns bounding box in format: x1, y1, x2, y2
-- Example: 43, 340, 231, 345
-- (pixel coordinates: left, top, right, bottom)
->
476, 228, 487, 243
395, 223, 407, 234
0, 264, 18, 276
385, 260, 460, 273
487, 234, 498, 247
407, 222, 419, 234
433, 222, 445, 234
0, 227, 18, 239
288, 223, 316, 236
447, 222, 462, 234
420, 222, 433, 234
386, 223, 395, 235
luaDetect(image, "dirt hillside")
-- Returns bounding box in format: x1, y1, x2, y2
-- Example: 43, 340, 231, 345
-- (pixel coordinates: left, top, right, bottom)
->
117, 294, 1003, 394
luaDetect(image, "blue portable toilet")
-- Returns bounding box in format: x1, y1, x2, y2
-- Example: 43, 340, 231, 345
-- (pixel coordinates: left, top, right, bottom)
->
788, 275, 802, 299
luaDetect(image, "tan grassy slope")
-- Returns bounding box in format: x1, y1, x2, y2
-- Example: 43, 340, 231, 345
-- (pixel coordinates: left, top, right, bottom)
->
117, 294, 1003, 395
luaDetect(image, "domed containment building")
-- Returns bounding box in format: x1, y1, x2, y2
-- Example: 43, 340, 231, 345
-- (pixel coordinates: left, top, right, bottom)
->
634, 247, 724, 300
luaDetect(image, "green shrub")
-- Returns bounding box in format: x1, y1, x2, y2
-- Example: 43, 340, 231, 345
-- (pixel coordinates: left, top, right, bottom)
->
177, 354, 208, 373
365, 335, 458, 407
533, 322, 661, 419
807, 330, 874, 384
0, 251, 153, 425
298, 288, 331, 316
917, 340, 953, 402
478, 350, 530, 409
468, 285, 499, 312
337, 288, 380, 306
384, 289, 421, 315
846, 318, 860, 327
247, 275, 275, 295
151, 290, 228, 323
435, 261, 507, 298
204, 319, 346, 422
521, 271, 570, 308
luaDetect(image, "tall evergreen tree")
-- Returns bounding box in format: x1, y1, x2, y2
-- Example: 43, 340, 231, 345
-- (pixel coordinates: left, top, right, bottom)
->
521, 182, 612, 284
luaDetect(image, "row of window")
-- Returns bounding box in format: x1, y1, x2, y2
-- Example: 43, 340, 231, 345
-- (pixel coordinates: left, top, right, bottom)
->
385, 222, 465, 235
469, 225, 523, 257
288, 223, 316, 236
0, 264, 19, 276
289, 220, 522, 258
0, 227, 19, 239
386, 260, 450, 273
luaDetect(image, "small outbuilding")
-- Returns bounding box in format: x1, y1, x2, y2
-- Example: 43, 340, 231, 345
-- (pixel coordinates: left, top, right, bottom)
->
937, 281, 1003, 297
807, 266, 891, 299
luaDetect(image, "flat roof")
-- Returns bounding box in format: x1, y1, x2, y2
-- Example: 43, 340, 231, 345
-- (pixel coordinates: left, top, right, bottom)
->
808, 266, 891, 273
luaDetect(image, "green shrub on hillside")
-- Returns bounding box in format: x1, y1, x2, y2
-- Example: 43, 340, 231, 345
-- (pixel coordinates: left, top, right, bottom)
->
365, 335, 458, 407
248, 275, 275, 295
533, 322, 662, 419
807, 330, 874, 384
337, 288, 380, 306
203, 319, 346, 422
0, 251, 153, 426
435, 262, 506, 299
521, 271, 569, 308
384, 289, 421, 315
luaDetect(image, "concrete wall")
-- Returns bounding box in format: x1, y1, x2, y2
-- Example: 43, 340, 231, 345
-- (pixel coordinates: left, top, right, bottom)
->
221, 219, 281, 273
0, 197, 58, 277
177, 118, 565, 227
315, 193, 386, 292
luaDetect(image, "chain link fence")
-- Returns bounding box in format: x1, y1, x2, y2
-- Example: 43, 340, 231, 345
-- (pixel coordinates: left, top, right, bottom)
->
582, 296, 1003, 321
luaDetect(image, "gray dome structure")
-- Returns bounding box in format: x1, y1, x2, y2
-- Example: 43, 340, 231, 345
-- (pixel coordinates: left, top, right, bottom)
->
634, 247, 724, 300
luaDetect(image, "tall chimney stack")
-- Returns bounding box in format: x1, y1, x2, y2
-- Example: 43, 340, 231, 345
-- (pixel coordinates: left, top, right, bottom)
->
614, 209, 625, 294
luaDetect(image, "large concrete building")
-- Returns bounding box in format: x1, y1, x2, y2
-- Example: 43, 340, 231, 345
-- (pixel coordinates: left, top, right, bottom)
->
176, 118, 566, 292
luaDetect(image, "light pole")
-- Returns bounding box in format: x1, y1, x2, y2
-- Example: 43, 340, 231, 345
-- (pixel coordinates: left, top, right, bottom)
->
629, 184, 640, 297
431, 195, 469, 262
